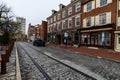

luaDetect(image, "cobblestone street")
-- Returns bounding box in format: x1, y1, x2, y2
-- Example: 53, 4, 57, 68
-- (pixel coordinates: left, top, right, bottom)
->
17, 42, 95, 80
12, 42, 120, 80
25, 42, 120, 80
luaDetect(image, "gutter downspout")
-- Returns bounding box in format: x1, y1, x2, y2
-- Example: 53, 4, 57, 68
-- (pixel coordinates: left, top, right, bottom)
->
115, 0, 119, 51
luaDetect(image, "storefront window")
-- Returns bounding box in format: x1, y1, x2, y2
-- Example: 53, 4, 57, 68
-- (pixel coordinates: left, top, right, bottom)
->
98, 32, 111, 46
81, 34, 90, 45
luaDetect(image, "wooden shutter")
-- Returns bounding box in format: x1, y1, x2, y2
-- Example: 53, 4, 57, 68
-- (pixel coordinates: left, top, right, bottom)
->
118, 17, 120, 26
96, 0, 100, 8
83, 19, 86, 27
92, 1, 95, 10
107, 12, 111, 24
95, 15, 99, 25
84, 5, 87, 12
91, 17, 95, 26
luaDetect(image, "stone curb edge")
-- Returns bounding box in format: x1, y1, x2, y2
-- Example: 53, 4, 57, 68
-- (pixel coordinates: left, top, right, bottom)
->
15, 46, 22, 80
44, 51, 107, 80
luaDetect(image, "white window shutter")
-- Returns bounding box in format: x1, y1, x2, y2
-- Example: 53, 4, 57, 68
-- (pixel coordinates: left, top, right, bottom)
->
83, 19, 86, 27
107, 12, 111, 24
95, 15, 99, 25
84, 5, 87, 12
92, 1, 95, 9
119, 1, 120, 10
91, 17, 94, 26
96, 0, 100, 8
117, 17, 120, 26
107, 0, 112, 4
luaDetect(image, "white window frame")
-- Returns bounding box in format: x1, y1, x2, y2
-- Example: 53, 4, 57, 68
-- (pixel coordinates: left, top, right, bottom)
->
75, 2, 80, 12
75, 16, 80, 26
57, 14, 61, 20
86, 17, 91, 27
62, 21, 66, 29
54, 16, 56, 22
87, 2, 92, 12
62, 11, 66, 18
68, 19, 72, 28
68, 7, 72, 15
99, 13, 107, 25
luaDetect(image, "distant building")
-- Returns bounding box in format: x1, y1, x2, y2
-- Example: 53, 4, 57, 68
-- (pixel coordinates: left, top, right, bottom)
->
16, 17, 26, 34
27, 21, 47, 41
28, 23, 36, 42
16, 17, 26, 40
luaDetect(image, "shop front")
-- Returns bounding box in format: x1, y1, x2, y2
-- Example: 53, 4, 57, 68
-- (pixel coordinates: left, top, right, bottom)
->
114, 31, 120, 52
79, 24, 115, 49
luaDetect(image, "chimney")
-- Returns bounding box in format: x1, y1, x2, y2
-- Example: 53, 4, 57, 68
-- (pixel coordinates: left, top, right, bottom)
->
52, 9, 57, 14
71, 0, 74, 3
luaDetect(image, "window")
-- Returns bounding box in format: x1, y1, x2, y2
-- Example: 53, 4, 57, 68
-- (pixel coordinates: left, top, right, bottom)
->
51, 18, 53, 23
68, 7, 72, 15
68, 19, 72, 28
119, 38, 120, 44
54, 24, 57, 32
76, 2, 80, 12
100, 0, 107, 6
98, 32, 111, 46
57, 14, 61, 20
54, 16, 56, 22
87, 2, 92, 11
86, 17, 91, 27
99, 13, 106, 24
57, 23, 61, 30
62, 21, 66, 29
62, 11, 66, 18
75, 17, 80, 26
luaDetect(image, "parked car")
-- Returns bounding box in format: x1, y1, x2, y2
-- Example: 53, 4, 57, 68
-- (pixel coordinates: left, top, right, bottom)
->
33, 39, 45, 46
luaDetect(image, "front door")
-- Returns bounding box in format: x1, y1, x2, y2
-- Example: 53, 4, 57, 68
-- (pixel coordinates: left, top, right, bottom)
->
116, 34, 120, 50
91, 33, 98, 45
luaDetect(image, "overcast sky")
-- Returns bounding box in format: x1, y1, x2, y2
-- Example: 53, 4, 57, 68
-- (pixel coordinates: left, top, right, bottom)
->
1, 0, 70, 33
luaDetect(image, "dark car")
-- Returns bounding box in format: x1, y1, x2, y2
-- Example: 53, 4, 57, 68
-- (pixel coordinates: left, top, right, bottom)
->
33, 39, 45, 46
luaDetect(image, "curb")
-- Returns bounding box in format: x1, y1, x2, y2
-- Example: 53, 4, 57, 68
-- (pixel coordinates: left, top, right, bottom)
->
15, 46, 22, 80
44, 51, 107, 80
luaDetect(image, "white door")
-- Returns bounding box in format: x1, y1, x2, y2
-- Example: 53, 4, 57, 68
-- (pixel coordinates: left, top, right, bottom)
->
116, 34, 120, 50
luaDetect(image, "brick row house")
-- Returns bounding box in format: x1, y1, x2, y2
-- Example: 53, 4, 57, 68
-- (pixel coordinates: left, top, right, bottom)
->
27, 21, 47, 42
47, 0, 81, 46
47, 0, 120, 51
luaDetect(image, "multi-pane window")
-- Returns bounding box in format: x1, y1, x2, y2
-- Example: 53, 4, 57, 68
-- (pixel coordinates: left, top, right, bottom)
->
68, 7, 72, 15
51, 18, 53, 23
57, 23, 61, 30
62, 11, 66, 18
68, 19, 72, 28
87, 2, 92, 11
62, 21, 66, 29
86, 17, 91, 27
57, 14, 61, 20
100, 0, 107, 6
99, 13, 106, 24
76, 2, 80, 12
54, 24, 57, 32
54, 16, 56, 22
75, 17, 80, 26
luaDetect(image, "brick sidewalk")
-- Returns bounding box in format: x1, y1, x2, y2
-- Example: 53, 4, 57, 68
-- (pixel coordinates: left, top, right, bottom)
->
46, 43, 120, 62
